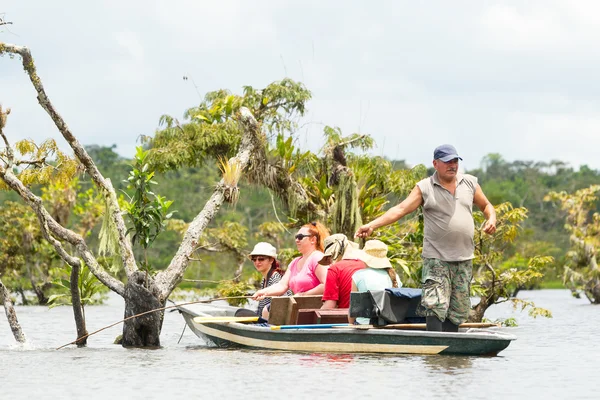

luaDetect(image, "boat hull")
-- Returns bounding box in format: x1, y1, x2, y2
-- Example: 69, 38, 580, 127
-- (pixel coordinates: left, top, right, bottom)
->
179, 307, 515, 356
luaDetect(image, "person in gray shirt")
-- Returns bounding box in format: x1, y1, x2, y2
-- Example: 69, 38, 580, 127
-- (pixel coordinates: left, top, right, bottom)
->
355, 144, 496, 332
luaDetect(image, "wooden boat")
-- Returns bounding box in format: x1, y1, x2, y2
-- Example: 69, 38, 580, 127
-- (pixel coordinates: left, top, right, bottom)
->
177, 297, 516, 356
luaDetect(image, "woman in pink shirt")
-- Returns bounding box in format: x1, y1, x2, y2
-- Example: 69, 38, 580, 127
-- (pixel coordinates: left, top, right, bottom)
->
252, 222, 329, 318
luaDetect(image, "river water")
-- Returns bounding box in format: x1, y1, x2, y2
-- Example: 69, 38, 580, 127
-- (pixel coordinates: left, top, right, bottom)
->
1, 289, 597, 399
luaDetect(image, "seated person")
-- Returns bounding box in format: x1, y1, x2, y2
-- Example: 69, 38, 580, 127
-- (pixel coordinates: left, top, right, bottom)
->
320, 234, 367, 309
252, 221, 330, 319
350, 239, 402, 324
248, 242, 292, 318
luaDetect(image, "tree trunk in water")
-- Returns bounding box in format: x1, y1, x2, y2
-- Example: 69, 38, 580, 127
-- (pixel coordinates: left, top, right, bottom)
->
17, 287, 28, 306
469, 295, 493, 322
70, 262, 88, 346
0, 279, 26, 343
122, 271, 164, 347
31, 281, 49, 305
586, 278, 600, 304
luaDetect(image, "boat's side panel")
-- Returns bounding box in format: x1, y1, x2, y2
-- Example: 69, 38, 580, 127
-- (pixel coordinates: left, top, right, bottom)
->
192, 321, 513, 356
196, 323, 448, 355
178, 305, 514, 356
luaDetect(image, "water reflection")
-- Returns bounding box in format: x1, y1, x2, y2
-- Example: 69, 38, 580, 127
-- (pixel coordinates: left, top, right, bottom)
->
299, 352, 355, 365
421, 354, 473, 373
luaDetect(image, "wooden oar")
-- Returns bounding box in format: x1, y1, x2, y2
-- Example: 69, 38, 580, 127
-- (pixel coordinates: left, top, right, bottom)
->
193, 316, 259, 323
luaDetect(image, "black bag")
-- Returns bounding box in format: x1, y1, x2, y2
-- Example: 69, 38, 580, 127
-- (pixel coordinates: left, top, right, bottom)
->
349, 288, 424, 326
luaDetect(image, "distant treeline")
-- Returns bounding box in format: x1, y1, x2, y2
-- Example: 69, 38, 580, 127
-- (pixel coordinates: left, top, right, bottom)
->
2, 146, 598, 285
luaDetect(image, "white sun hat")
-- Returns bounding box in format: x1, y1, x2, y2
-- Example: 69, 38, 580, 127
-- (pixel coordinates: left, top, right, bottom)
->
248, 242, 277, 259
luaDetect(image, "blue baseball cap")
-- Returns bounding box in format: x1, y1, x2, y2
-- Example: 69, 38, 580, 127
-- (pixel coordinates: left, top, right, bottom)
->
433, 144, 462, 162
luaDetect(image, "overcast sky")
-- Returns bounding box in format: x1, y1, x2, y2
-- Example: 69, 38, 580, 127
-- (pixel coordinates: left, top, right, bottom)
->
2, 1, 600, 171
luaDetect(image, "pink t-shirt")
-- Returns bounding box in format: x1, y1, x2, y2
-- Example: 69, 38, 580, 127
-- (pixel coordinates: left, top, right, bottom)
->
288, 251, 324, 294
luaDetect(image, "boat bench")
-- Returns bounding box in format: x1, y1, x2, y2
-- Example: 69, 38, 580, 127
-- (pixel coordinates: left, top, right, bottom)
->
296, 308, 349, 325
268, 295, 324, 325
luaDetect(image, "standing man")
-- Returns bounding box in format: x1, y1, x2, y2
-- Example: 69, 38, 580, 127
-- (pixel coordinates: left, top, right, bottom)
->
355, 144, 496, 332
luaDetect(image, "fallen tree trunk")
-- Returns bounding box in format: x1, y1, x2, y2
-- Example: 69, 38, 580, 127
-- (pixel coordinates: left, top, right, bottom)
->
0, 278, 26, 344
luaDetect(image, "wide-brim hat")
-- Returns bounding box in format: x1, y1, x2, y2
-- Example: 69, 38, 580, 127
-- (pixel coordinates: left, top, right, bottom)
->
248, 242, 277, 260
360, 239, 392, 269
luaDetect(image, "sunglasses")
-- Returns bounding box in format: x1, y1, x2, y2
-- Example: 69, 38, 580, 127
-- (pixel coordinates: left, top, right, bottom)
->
295, 233, 313, 241
251, 256, 267, 262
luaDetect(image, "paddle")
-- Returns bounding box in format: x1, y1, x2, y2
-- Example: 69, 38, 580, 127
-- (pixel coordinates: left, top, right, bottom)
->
193, 316, 259, 323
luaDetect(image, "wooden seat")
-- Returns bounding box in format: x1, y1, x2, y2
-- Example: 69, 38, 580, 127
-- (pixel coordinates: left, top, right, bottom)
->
268, 296, 323, 325
296, 308, 349, 325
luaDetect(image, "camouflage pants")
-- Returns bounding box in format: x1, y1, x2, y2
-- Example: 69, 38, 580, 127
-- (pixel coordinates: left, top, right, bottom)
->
416, 258, 473, 325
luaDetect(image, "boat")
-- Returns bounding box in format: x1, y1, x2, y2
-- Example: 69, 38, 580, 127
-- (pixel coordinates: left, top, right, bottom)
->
176, 290, 516, 356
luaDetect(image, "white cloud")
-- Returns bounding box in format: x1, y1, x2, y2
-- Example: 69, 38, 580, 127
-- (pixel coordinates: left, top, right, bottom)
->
2, 1, 600, 171
479, 5, 568, 51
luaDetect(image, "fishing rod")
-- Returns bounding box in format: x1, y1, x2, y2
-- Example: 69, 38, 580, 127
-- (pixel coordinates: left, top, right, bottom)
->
55, 295, 258, 350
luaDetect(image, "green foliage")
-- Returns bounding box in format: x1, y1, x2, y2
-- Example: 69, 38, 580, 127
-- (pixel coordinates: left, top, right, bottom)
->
545, 185, 600, 303
482, 317, 518, 327
0, 201, 40, 274
201, 221, 249, 256
47, 262, 108, 309
0, 175, 110, 305
217, 157, 242, 204
123, 147, 175, 255
471, 202, 554, 319
4, 139, 81, 189
145, 78, 311, 172
511, 298, 553, 319
0, 200, 57, 305
330, 173, 361, 237
215, 280, 253, 307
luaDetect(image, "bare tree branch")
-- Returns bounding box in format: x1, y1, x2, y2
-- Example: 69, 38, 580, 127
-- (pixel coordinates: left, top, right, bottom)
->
0, 42, 138, 276
15, 159, 48, 167
0, 105, 14, 165
0, 15, 13, 27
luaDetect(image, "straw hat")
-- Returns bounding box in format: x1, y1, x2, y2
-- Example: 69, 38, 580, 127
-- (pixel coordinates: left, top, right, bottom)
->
248, 242, 277, 260
360, 240, 392, 269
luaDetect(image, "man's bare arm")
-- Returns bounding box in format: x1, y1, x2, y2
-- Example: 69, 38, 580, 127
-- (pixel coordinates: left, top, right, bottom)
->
355, 185, 423, 238
473, 184, 496, 235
